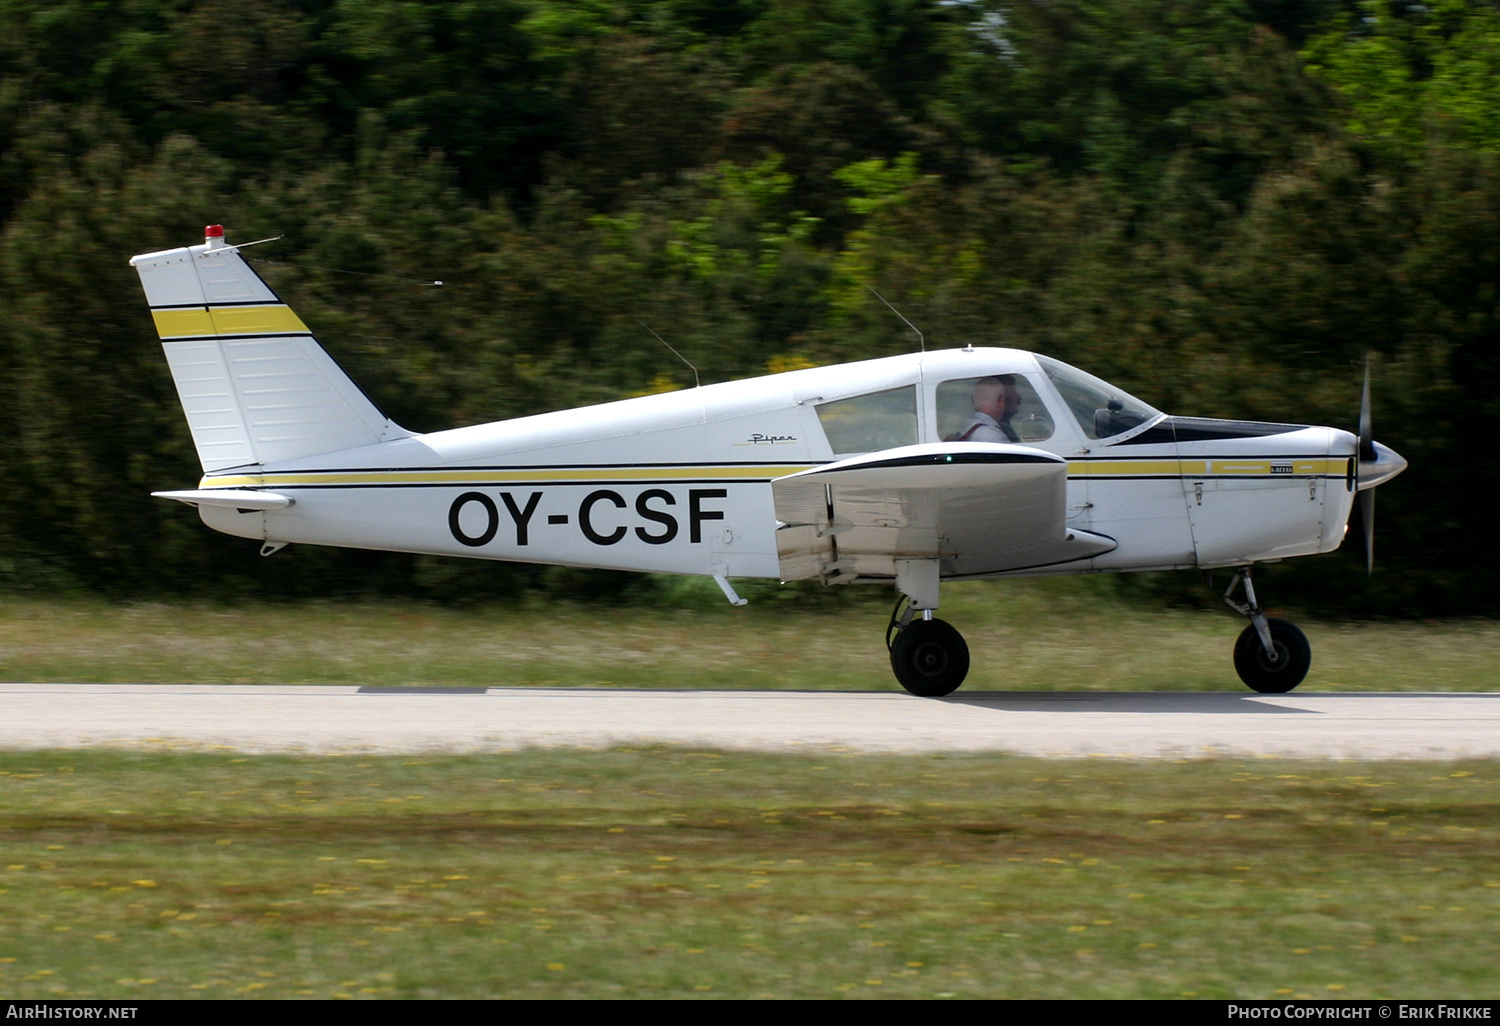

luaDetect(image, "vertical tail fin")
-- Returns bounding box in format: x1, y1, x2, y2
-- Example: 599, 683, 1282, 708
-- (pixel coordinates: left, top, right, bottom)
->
130, 225, 409, 472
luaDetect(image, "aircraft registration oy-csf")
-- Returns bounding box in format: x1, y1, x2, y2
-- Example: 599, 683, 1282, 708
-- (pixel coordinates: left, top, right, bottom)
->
133, 226, 1408, 697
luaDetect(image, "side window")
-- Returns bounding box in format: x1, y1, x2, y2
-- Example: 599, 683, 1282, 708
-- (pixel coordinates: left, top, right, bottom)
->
815, 387, 918, 455
935, 375, 1054, 443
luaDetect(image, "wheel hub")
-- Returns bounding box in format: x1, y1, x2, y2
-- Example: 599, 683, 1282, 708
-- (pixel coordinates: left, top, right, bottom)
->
1255, 643, 1287, 670
913, 642, 949, 676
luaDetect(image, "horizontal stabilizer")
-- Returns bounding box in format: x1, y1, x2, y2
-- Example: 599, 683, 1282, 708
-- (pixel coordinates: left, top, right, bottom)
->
152, 489, 294, 511
772, 443, 1115, 581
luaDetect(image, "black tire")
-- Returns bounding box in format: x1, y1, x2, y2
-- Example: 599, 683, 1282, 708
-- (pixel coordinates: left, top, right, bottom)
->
890, 618, 970, 697
1233, 618, 1311, 693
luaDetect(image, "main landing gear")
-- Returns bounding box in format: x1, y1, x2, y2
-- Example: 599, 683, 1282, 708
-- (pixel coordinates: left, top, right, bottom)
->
882, 565, 1309, 698
1223, 566, 1310, 693
886, 597, 971, 697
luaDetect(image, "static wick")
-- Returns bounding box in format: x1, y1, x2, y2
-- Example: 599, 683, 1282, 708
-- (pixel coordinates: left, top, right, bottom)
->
867, 285, 924, 352
635, 316, 700, 389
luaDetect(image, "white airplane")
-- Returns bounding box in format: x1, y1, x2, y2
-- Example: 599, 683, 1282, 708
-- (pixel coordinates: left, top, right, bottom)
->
132, 226, 1407, 697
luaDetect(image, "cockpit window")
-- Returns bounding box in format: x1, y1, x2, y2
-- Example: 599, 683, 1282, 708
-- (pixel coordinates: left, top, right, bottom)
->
815, 386, 918, 455
935, 375, 1054, 443
1036, 356, 1161, 441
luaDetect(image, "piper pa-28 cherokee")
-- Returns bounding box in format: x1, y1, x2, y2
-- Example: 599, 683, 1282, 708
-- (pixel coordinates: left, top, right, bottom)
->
133, 226, 1407, 697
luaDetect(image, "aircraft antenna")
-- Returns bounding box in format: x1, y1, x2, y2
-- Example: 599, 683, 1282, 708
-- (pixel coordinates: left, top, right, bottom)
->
635, 316, 700, 389
249, 256, 444, 287
866, 285, 924, 352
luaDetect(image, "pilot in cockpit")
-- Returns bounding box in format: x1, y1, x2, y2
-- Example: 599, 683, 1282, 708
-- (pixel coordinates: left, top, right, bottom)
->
951, 375, 1022, 443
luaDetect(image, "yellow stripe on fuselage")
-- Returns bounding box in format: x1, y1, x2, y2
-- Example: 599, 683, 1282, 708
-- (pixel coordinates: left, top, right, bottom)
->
151, 304, 309, 340
202, 465, 817, 489
202, 457, 1345, 490
1071, 457, 1340, 477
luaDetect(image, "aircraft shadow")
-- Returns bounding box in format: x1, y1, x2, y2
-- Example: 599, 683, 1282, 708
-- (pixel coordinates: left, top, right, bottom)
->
932, 691, 1498, 713
350, 686, 1493, 715
934, 692, 1314, 714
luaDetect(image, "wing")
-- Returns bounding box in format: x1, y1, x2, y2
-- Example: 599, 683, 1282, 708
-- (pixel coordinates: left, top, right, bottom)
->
771, 443, 1116, 583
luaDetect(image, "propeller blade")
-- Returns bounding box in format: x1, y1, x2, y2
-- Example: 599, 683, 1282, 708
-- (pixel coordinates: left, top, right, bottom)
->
1360, 488, 1375, 575
1358, 357, 1375, 463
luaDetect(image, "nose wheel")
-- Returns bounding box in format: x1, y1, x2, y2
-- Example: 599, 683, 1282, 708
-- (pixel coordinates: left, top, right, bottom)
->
1232, 617, 1311, 693
1223, 568, 1311, 693
887, 599, 970, 697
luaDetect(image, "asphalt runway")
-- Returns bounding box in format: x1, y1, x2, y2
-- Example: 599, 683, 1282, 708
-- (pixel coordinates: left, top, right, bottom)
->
1, 683, 1497, 759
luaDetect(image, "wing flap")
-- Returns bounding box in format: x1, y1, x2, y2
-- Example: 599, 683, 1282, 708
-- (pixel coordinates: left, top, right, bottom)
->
772, 443, 1114, 581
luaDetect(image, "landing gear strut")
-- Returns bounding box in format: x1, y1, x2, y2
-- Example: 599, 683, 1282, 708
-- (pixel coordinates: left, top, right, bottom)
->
1223, 567, 1310, 693
886, 597, 970, 697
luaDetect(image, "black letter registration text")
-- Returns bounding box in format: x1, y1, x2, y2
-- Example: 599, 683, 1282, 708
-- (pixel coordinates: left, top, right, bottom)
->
580, 490, 628, 545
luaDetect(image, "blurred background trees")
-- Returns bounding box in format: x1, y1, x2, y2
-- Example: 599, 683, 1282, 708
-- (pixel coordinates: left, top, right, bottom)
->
0, 0, 1491, 614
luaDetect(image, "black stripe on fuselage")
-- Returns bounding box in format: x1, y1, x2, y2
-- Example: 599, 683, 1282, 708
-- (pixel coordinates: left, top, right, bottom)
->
219, 479, 770, 490
207, 461, 826, 477
840, 451, 1060, 471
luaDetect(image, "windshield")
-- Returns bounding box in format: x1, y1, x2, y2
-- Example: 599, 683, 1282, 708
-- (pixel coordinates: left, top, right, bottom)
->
1036, 356, 1162, 441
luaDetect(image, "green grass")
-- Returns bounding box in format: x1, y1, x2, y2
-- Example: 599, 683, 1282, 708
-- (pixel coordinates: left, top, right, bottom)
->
1, 749, 1497, 999
2, 588, 1497, 998
2, 580, 1498, 691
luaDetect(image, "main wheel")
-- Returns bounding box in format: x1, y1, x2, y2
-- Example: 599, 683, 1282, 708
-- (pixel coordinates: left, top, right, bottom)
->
1233, 618, 1311, 693
890, 618, 970, 697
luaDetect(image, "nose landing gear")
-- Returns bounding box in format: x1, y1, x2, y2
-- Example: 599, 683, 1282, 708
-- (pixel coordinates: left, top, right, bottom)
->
1224, 567, 1310, 693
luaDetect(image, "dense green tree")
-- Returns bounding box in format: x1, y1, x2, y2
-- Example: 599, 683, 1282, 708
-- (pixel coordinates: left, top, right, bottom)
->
1304, 0, 1500, 159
